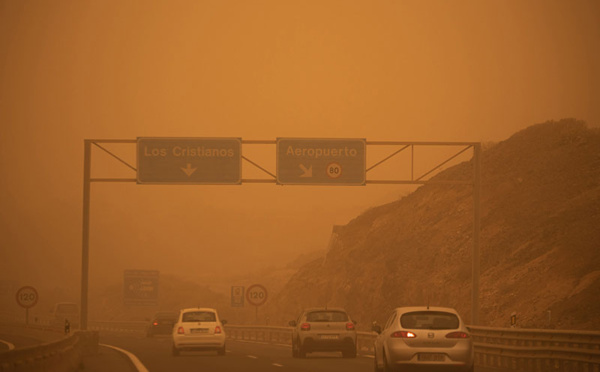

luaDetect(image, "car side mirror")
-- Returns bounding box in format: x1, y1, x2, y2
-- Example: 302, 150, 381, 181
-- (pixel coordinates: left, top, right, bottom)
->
372, 324, 382, 334
289, 320, 297, 327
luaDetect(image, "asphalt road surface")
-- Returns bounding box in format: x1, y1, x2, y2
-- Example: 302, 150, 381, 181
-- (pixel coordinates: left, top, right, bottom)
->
95, 331, 510, 372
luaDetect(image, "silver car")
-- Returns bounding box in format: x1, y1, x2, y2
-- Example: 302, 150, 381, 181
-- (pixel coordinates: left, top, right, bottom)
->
373, 306, 474, 372
289, 307, 357, 358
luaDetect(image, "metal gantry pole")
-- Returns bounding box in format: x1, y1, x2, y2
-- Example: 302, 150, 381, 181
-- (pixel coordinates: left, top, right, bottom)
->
81, 140, 92, 330
472, 143, 482, 325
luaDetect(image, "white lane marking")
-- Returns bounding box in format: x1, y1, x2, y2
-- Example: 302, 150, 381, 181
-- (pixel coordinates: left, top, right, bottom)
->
247, 355, 258, 359
100, 343, 150, 372
272, 363, 284, 367
362, 354, 374, 358
0, 339, 15, 350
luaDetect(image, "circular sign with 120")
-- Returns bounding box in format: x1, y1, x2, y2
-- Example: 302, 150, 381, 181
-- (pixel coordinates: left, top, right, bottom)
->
246, 284, 268, 306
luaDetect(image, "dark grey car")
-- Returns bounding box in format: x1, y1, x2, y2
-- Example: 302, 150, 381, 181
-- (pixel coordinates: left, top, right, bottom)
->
289, 307, 357, 358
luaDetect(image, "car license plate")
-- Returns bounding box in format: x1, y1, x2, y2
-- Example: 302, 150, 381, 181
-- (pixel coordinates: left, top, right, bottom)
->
191, 328, 208, 334
319, 334, 339, 340
418, 353, 445, 361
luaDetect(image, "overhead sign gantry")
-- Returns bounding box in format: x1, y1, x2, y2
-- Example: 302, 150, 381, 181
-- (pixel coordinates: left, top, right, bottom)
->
81, 137, 481, 330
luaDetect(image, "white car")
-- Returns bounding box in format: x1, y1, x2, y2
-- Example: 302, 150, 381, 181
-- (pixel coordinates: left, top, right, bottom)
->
172, 308, 227, 356
373, 306, 474, 372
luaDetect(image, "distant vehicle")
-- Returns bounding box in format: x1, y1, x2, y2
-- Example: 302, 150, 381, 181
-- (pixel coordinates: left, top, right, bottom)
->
372, 306, 474, 372
146, 311, 178, 337
171, 308, 227, 356
50, 302, 79, 329
289, 307, 357, 358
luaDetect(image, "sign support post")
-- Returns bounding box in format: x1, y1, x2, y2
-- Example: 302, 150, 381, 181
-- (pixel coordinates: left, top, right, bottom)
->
81, 140, 91, 330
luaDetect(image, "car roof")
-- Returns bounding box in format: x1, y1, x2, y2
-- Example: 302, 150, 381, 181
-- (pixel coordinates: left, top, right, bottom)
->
179, 307, 218, 313
393, 306, 460, 315
303, 307, 348, 313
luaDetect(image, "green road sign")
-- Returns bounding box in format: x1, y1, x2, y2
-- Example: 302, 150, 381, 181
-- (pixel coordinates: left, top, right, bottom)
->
137, 137, 242, 184
276, 138, 366, 185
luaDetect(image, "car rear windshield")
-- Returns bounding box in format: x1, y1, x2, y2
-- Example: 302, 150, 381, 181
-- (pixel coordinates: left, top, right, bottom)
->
400, 311, 459, 330
306, 311, 349, 322
182, 311, 217, 322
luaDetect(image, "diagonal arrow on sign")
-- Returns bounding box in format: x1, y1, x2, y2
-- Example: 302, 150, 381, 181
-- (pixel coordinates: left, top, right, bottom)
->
181, 163, 197, 177
299, 164, 312, 177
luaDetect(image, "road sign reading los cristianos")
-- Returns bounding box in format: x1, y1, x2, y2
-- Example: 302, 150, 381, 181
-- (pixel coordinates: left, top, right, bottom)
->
277, 138, 366, 185
137, 137, 242, 184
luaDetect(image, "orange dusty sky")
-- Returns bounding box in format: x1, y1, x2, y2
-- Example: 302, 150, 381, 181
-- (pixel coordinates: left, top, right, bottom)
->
1, 1, 598, 298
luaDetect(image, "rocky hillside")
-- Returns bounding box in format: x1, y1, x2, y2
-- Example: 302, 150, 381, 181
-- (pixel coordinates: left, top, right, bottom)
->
264, 119, 600, 330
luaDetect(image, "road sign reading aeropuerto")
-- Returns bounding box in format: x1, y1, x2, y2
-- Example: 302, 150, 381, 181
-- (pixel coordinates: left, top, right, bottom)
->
277, 138, 366, 185
137, 137, 242, 184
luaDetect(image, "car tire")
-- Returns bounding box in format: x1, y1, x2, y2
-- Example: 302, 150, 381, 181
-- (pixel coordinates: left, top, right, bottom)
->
298, 342, 307, 358
217, 345, 226, 356
172, 345, 180, 357
342, 345, 357, 358
383, 352, 394, 372
374, 351, 384, 372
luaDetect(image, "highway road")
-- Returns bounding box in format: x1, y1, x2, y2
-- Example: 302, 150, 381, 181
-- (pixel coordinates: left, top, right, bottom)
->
100, 331, 372, 372
95, 331, 509, 372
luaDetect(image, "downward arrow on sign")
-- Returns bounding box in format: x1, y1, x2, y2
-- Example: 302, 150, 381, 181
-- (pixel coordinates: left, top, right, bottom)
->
181, 163, 197, 177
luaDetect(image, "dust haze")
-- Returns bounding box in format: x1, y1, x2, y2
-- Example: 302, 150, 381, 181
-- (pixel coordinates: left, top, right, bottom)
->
1, 0, 599, 316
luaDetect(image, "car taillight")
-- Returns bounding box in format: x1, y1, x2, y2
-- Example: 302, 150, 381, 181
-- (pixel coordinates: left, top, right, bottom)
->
391, 331, 416, 338
346, 322, 355, 331
446, 332, 469, 338
214, 326, 222, 334
153, 322, 158, 326
300, 323, 311, 331
177, 327, 185, 334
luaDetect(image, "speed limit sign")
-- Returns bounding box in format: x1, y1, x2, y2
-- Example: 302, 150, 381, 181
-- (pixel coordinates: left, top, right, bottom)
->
246, 284, 268, 306
16, 286, 38, 309
326, 162, 343, 179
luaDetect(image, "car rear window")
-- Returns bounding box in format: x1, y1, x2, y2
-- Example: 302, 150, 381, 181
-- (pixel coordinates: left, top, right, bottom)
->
306, 311, 348, 322
182, 311, 217, 322
400, 311, 459, 330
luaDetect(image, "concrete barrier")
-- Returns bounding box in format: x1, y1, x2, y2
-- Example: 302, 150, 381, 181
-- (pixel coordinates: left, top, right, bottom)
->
0, 331, 99, 372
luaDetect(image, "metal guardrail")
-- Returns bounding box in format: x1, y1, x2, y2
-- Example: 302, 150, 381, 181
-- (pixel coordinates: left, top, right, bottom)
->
469, 326, 600, 372
224, 324, 600, 372
87, 320, 148, 333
